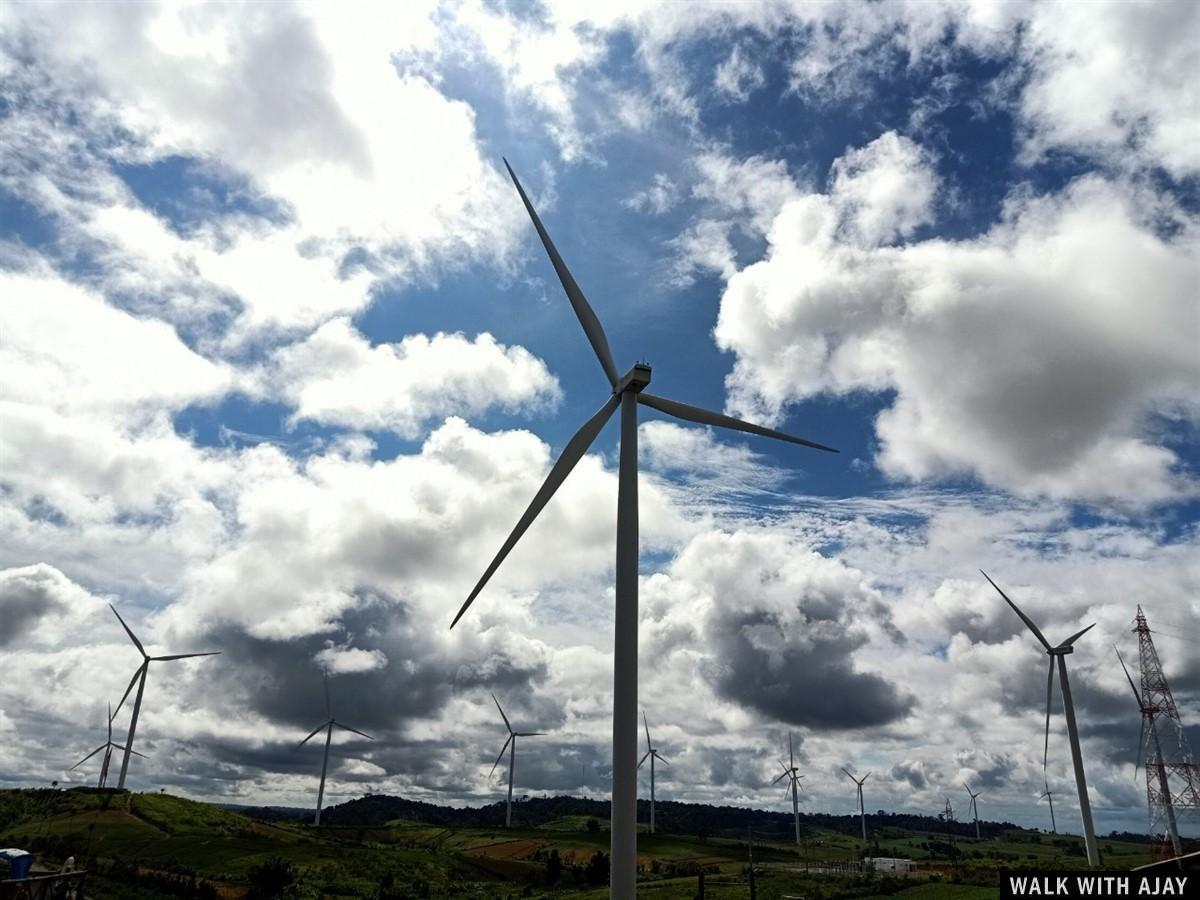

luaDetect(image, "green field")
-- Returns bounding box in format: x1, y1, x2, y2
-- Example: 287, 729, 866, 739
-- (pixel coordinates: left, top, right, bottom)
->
0, 788, 1159, 899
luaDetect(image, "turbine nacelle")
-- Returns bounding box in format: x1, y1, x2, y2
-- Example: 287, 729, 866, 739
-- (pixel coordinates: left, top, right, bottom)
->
614, 363, 652, 395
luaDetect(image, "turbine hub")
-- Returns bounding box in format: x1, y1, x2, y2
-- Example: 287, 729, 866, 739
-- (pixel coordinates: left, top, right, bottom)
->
1049, 645, 1074, 656
615, 363, 651, 395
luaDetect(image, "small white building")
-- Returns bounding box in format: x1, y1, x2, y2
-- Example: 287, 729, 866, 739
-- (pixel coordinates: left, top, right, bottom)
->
866, 857, 914, 875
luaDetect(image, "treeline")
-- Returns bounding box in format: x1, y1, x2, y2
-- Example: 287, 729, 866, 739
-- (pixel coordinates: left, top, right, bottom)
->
303, 792, 1022, 839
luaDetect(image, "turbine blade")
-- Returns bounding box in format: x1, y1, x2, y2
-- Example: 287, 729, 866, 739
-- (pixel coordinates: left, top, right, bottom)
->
152, 652, 221, 661
299, 723, 326, 747
638, 751, 651, 770
1134, 718, 1146, 778
113, 744, 148, 760
489, 734, 513, 779
840, 766, 854, 781
644, 711, 651, 750
515, 732, 544, 737
980, 570, 1052, 650
450, 394, 620, 629
1058, 623, 1095, 649
110, 604, 146, 656
114, 662, 146, 720
862, 772, 871, 782
638, 393, 837, 453
1044, 656, 1055, 771
71, 745, 107, 769
784, 783, 793, 802
656, 753, 670, 767
492, 693, 512, 733
789, 733, 795, 768
771, 770, 790, 785
334, 722, 375, 741
1114, 647, 1142, 703
503, 158, 619, 388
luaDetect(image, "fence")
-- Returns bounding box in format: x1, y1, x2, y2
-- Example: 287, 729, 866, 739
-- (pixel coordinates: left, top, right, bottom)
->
0, 872, 86, 899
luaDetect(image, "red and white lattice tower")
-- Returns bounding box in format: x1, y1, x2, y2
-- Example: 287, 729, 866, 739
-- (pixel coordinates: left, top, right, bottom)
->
1133, 606, 1200, 859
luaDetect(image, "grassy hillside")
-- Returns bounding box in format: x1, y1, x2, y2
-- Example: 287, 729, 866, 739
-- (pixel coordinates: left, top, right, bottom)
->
0, 788, 1162, 899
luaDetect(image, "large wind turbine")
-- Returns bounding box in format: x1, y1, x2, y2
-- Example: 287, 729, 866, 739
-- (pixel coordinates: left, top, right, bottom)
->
772, 735, 804, 845
638, 712, 670, 834
489, 693, 543, 828
840, 766, 870, 841
964, 783, 982, 839
1114, 646, 1182, 857
449, 159, 837, 895
981, 571, 1098, 866
1040, 783, 1057, 834
71, 703, 145, 788
111, 605, 219, 789
299, 675, 374, 826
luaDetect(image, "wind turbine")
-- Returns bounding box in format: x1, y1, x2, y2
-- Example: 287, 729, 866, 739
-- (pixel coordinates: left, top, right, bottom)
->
840, 766, 870, 842
1040, 783, 1057, 834
638, 712, 670, 834
981, 571, 1099, 866
964, 783, 982, 840
489, 693, 543, 828
1114, 646, 1183, 857
71, 703, 145, 788
771, 735, 804, 845
110, 605, 219, 789
299, 674, 374, 826
449, 159, 837, 895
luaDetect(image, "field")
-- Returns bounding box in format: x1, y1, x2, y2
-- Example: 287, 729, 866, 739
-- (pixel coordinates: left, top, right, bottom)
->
0, 788, 1160, 899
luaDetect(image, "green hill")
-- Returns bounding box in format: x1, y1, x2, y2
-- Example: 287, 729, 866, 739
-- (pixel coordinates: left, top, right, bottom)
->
0, 788, 1162, 899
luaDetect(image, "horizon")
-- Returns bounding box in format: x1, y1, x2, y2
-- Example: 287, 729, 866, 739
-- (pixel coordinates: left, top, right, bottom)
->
1, 0, 1198, 847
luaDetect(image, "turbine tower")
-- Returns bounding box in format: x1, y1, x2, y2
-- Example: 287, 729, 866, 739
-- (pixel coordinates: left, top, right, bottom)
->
638, 712, 670, 834
71, 703, 145, 788
982, 571, 1099, 867
840, 766, 870, 842
771, 735, 803, 845
110, 605, 219, 789
299, 674, 374, 826
964, 783, 982, 840
450, 159, 838, 895
1040, 783, 1057, 834
489, 693, 543, 828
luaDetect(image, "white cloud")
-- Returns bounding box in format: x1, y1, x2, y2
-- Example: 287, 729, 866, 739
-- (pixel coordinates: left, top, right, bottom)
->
316, 645, 389, 675
714, 44, 766, 102
830, 131, 939, 246
624, 173, 678, 215
263, 319, 561, 438
714, 141, 1199, 506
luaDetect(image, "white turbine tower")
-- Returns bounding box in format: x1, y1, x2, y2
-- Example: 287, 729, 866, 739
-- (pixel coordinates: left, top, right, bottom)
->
772, 735, 804, 845
489, 693, 543, 828
449, 159, 838, 895
840, 766, 870, 842
638, 712, 670, 834
110, 605, 219, 789
1040, 783, 1058, 834
964, 783, 982, 839
71, 703, 145, 788
981, 571, 1099, 866
299, 674, 374, 826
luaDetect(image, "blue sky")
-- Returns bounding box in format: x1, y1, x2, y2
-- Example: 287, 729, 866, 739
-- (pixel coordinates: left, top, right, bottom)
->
1, 1, 1198, 838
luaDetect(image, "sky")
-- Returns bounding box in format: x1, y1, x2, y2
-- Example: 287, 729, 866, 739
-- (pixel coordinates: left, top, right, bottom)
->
1, 0, 1198, 839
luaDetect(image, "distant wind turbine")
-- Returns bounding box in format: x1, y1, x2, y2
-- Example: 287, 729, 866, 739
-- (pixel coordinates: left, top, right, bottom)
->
981, 571, 1098, 866
299, 674, 374, 826
638, 712, 670, 834
110, 604, 219, 789
449, 158, 838, 895
964, 783, 982, 839
1040, 783, 1058, 834
71, 703, 145, 788
772, 735, 804, 845
489, 693, 543, 828
840, 766, 870, 842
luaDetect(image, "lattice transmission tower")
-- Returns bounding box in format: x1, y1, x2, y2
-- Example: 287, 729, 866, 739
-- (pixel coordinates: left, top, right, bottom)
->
1127, 606, 1200, 859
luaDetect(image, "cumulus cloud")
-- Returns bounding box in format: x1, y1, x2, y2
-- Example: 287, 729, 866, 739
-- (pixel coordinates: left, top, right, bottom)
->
263, 319, 561, 437
714, 142, 1199, 506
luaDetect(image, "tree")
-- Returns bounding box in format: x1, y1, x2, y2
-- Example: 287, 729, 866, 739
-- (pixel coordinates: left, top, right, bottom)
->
546, 848, 562, 884
246, 857, 298, 899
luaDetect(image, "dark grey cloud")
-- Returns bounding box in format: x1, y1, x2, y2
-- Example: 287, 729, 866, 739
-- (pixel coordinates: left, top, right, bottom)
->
704, 608, 914, 730
891, 760, 929, 790
0, 567, 67, 646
